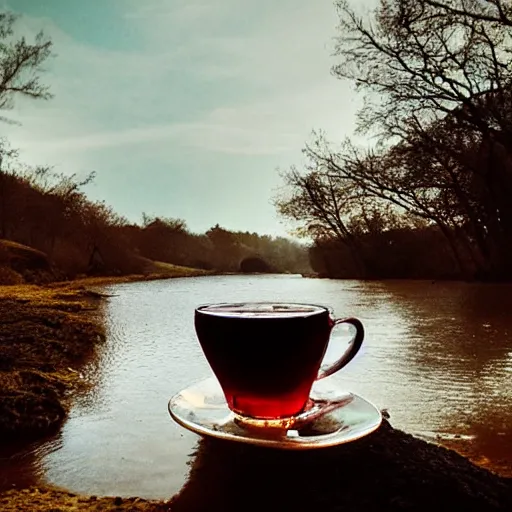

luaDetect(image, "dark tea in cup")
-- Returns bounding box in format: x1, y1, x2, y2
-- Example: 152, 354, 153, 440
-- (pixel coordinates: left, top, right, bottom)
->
195, 302, 364, 423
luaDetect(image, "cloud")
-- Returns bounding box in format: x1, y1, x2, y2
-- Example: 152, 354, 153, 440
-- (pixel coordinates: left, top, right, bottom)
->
123, 1, 218, 23
15, 121, 296, 156
10, 79, 357, 159
3, 0, 362, 234
7, 0, 357, 154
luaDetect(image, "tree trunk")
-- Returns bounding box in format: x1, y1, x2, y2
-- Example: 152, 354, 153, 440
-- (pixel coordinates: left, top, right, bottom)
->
436, 223, 472, 280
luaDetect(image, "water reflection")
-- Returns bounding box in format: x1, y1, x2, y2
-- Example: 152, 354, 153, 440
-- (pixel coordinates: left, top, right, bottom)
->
374, 281, 512, 471
0, 276, 510, 498
0, 441, 41, 492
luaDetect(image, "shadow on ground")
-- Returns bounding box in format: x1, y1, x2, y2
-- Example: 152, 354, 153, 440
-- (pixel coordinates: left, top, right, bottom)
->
0, 421, 510, 511
171, 420, 512, 512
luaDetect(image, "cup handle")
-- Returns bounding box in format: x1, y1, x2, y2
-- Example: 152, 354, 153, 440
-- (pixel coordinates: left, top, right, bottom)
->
316, 317, 364, 380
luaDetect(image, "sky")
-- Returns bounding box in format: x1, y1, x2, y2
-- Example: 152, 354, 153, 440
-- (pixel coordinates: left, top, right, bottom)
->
2, 0, 367, 237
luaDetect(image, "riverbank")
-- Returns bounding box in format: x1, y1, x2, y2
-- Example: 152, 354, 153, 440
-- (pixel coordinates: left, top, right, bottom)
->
169, 419, 512, 511
0, 488, 170, 511
0, 265, 210, 442
0, 284, 105, 441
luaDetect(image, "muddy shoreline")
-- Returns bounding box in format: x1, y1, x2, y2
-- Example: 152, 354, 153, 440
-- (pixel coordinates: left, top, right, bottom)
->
0, 285, 106, 442
0, 270, 211, 442
1, 421, 511, 511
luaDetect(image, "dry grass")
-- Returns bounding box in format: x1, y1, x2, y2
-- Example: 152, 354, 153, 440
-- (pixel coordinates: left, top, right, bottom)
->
47, 261, 212, 290
0, 284, 105, 440
0, 487, 170, 512
0, 239, 47, 255
0, 264, 210, 441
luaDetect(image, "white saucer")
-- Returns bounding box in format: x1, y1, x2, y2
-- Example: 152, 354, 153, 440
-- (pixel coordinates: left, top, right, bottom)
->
168, 377, 382, 450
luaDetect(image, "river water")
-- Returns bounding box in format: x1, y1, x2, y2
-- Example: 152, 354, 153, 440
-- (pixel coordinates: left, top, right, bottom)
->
2, 275, 511, 498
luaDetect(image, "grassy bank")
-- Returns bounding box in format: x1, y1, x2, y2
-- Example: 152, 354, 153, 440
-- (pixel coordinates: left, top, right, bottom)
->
0, 488, 170, 511
48, 261, 213, 289
0, 264, 210, 441
0, 284, 106, 440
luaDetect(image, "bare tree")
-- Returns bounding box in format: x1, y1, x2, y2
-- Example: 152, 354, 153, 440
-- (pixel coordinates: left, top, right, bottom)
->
0, 11, 53, 241
333, 0, 512, 143
423, 0, 512, 27
0, 12, 52, 119
277, 0, 512, 279
275, 150, 404, 277
298, 135, 475, 275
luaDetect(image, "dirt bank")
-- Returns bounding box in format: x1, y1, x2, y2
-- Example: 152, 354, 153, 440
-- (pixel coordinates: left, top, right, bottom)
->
0, 284, 105, 440
169, 420, 512, 512
0, 266, 210, 441
1, 421, 510, 511
0, 487, 170, 511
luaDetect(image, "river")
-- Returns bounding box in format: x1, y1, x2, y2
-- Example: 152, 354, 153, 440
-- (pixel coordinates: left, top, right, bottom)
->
2, 275, 511, 498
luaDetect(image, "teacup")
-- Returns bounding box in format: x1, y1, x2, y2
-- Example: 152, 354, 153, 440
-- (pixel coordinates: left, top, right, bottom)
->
194, 302, 364, 429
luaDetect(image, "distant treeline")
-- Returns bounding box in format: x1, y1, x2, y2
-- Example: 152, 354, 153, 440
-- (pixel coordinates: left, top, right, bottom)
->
0, 155, 311, 282
0, 13, 310, 284
309, 227, 462, 280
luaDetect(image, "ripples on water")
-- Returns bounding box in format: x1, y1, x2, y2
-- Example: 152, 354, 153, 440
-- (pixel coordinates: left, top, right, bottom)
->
1, 276, 511, 497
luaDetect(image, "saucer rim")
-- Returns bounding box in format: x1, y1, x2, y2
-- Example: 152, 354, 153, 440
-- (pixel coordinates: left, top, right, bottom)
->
168, 377, 382, 450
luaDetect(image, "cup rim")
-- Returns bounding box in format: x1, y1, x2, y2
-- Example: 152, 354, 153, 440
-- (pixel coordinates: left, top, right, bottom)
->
195, 301, 333, 318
